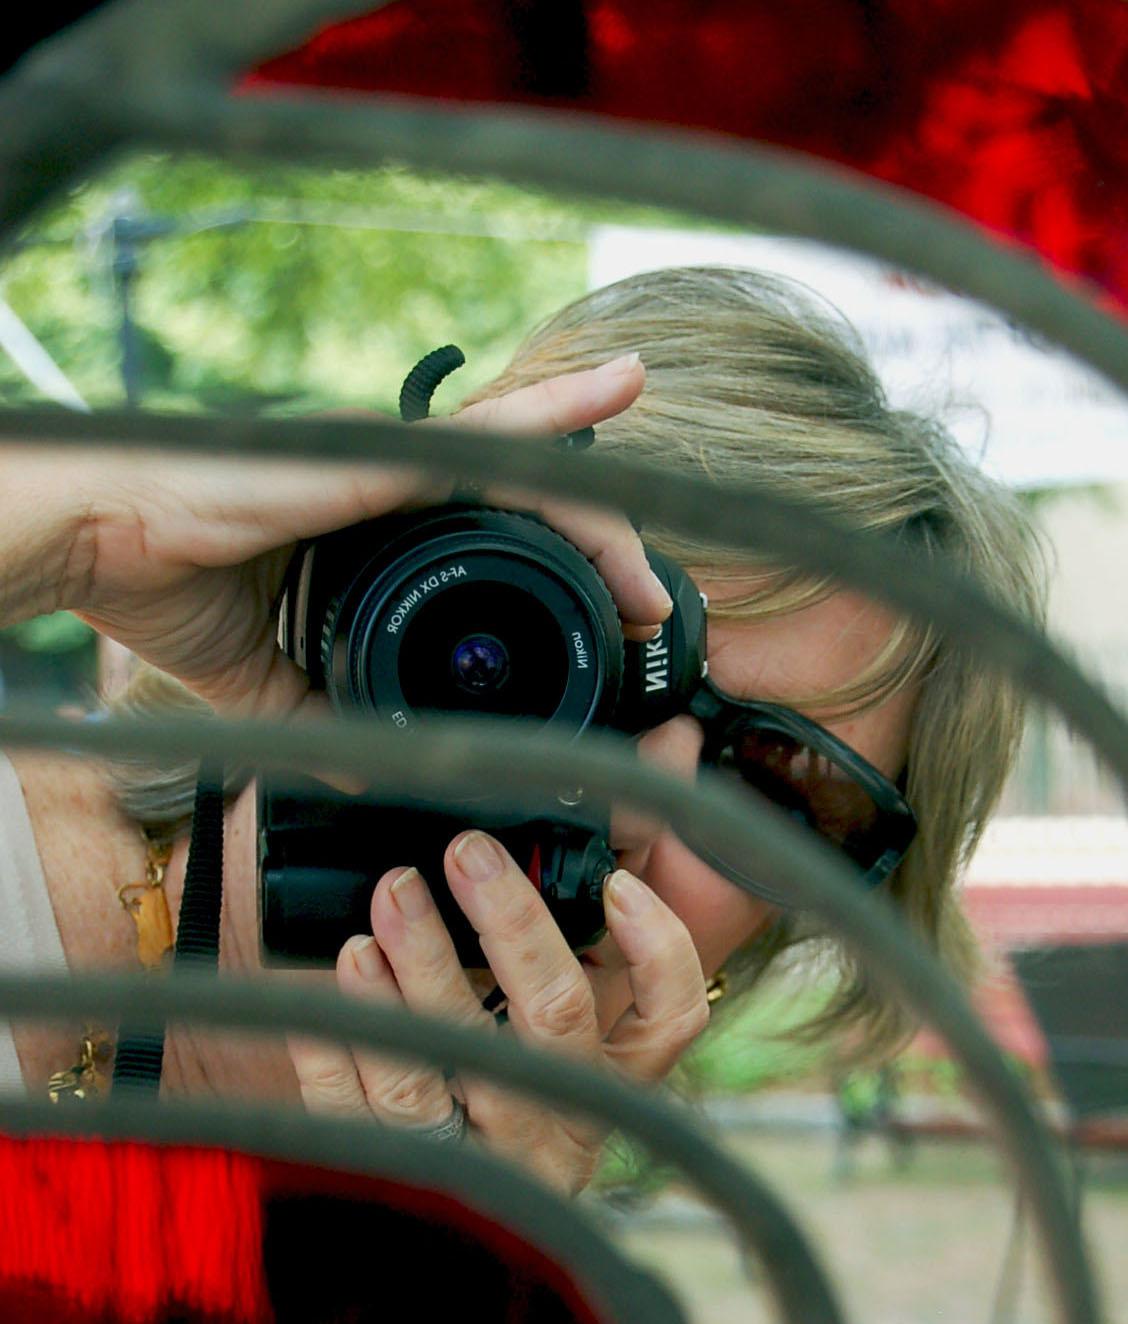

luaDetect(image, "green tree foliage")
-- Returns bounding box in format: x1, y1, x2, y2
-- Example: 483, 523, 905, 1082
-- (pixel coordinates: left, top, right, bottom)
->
0, 152, 709, 685
0, 152, 694, 416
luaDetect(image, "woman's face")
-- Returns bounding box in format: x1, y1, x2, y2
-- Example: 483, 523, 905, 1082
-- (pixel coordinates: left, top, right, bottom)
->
609, 580, 918, 979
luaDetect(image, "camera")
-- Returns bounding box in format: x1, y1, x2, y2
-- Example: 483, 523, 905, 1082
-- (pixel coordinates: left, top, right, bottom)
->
257, 503, 707, 966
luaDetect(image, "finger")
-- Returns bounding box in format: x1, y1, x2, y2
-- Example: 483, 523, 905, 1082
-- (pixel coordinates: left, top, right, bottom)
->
333, 929, 459, 1128
576, 933, 633, 1036
287, 941, 376, 1120
444, 831, 602, 1060
451, 356, 672, 631
287, 1030, 373, 1118
452, 353, 643, 439
368, 866, 495, 1034
482, 486, 672, 631
600, 870, 711, 1082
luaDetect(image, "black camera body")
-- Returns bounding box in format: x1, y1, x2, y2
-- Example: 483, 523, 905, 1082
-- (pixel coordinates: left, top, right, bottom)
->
257, 505, 707, 966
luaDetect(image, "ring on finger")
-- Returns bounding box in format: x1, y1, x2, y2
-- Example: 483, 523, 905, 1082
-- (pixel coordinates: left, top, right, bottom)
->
407, 1095, 468, 1144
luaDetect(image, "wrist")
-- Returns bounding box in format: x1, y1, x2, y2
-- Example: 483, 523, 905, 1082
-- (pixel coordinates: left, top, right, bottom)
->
0, 453, 96, 626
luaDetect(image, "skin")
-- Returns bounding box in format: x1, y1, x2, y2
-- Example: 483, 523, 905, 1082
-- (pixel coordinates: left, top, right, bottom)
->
287, 586, 916, 1193
0, 353, 669, 709
1, 353, 915, 1196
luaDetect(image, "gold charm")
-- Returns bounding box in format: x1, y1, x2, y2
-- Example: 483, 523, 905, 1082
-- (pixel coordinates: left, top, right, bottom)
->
47, 1028, 112, 1103
49, 834, 176, 1101
118, 837, 174, 969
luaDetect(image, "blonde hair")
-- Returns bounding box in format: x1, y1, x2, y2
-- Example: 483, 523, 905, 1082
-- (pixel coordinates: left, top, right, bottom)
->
461, 266, 1047, 1057
106, 266, 1047, 1060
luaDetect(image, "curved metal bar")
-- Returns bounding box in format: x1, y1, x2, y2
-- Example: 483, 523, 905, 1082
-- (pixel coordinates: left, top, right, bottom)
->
0, 974, 842, 1324
125, 88, 1128, 395
2, 404, 1125, 799
0, 2, 1124, 390
0, 1092, 688, 1324
0, 5, 1110, 1322
0, 709, 1099, 1324
0, 0, 394, 243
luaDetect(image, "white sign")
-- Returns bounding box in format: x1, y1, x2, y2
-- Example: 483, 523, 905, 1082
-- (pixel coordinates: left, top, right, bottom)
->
589, 228, 1128, 490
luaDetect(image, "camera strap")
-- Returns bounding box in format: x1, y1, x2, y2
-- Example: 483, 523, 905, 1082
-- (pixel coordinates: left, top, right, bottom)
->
110, 762, 225, 1094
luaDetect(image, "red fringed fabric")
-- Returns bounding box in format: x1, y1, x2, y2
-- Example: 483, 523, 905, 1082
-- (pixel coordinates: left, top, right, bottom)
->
243, 0, 1128, 316
0, 1136, 271, 1324
0, 1137, 605, 1323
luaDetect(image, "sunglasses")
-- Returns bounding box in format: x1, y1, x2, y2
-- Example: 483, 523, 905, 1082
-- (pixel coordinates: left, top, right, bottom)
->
686, 676, 917, 889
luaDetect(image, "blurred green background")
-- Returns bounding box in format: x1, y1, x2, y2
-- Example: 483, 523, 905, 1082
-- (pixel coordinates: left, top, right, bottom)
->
0, 150, 712, 704
0, 151, 704, 415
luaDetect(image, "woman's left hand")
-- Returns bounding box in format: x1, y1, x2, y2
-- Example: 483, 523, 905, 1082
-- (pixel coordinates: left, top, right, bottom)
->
287, 830, 710, 1195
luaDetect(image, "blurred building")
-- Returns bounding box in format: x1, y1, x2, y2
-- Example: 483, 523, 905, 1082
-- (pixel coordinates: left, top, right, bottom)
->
1000, 482, 1128, 816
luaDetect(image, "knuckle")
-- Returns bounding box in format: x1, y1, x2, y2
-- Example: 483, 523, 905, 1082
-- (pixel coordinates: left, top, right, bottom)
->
296, 1064, 366, 1116
403, 940, 455, 986
378, 1070, 445, 1118
665, 993, 711, 1046
492, 891, 546, 946
527, 974, 597, 1040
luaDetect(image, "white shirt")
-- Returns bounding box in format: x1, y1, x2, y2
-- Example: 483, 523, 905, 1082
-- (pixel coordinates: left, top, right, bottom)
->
0, 750, 67, 1091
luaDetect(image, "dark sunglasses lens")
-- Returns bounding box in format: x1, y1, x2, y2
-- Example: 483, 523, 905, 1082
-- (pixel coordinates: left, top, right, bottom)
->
724, 727, 883, 870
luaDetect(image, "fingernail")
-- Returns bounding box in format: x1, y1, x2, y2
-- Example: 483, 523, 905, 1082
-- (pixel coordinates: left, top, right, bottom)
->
595, 351, 640, 377
621, 621, 662, 643
390, 867, 431, 922
348, 935, 385, 981
454, 831, 504, 882
650, 570, 674, 614
605, 870, 654, 917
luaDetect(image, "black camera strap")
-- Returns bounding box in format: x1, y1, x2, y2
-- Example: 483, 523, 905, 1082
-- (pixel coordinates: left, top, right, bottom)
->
111, 762, 225, 1094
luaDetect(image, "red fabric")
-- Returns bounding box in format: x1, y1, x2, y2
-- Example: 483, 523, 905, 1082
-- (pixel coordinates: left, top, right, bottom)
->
243, 0, 1128, 315
0, 1136, 604, 1324
0, 1136, 270, 1323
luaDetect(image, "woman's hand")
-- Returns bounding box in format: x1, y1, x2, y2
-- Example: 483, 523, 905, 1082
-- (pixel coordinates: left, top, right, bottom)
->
9, 354, 666, 715
287, 830, 710, 1195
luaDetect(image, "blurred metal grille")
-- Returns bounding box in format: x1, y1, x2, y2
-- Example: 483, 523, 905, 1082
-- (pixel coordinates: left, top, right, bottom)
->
1, 4, 1125, 1321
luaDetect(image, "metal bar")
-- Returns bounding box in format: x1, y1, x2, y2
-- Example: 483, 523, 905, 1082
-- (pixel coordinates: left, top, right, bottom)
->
116, 86, 1128, 397
0, 404, 1123, 801
0, 3, 1122, 394
0, 968, 845, 1324
0, 1091, 689, 1324
0, 707, 1098, 1324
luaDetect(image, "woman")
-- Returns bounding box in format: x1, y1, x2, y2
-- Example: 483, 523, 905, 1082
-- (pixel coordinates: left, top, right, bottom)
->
1, 267, 1044, 1200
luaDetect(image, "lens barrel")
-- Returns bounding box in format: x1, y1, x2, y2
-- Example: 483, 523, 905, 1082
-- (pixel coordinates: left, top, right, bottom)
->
310, 508, 624, 735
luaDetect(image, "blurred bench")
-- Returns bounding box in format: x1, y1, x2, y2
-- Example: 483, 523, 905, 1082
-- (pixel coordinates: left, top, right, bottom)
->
1009, 942, 1128, 1148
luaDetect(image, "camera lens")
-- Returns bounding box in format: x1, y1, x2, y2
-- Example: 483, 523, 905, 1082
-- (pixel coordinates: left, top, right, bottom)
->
399, 581, 568, 719
316, 509, 624, 732
451, 633, 510, 695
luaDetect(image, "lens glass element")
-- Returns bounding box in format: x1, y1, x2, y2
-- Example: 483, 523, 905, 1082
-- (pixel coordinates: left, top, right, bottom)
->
397, 581, 569, 719
451, 633, 511, 695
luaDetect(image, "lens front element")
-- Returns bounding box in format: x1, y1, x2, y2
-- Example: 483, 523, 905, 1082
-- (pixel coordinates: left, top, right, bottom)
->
452, 632, 511, 696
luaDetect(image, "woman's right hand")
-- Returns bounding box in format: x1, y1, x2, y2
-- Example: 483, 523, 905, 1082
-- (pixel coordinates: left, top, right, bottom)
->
288, 830, 710, 1196
3, 353, 667, 717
